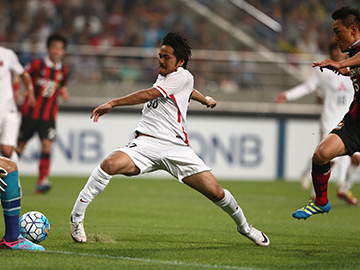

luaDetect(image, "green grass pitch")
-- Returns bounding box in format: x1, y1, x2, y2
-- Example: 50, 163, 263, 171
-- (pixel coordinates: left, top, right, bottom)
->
1, 176, 360, 270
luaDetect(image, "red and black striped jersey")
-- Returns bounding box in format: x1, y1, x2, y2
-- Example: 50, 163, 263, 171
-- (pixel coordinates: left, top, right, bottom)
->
344, 42, 360, 123
20, 57, 69, 121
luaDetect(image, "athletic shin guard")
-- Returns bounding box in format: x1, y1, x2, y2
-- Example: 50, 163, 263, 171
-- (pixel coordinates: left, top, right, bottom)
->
214, 189, 250, 234
312, 162, 331, 206
1, 171, 21, 241
71, 165, 112, 222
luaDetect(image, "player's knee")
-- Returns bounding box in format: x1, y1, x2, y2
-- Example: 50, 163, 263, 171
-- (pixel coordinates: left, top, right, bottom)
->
206, 185, 225, 202
100, 158, 117, 175
1, 146, 13, 159
0, 157, 17, 173
312, 148, 330, 164
101, 157, 134, 176
214, 187, 225, 201
351, 154, 360, 166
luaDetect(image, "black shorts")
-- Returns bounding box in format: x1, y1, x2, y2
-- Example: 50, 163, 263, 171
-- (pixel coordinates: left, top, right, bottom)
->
330, 118, 360, 156
18, 117, 56, 142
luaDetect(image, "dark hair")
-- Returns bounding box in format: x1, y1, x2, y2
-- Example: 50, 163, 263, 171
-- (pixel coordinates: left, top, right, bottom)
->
161, 32, 192, 69
332, 6, 360, 29
47, 33, 67, 49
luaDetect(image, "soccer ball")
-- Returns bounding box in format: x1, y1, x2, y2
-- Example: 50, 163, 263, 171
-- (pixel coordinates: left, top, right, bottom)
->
19, 211, 50, 243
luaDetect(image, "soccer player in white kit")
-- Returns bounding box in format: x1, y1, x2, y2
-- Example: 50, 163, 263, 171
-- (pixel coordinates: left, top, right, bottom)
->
70, 32, 270, 246
0, 47, 35, 161
276, 42, 359, 205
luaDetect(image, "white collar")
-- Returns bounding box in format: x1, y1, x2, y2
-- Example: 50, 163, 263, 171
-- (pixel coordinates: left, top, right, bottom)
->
349, 39, 360, 49
44, 55, 62, 70
160, 67, 184, 78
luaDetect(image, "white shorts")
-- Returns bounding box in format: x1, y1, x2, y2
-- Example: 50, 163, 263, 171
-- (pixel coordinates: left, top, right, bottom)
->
116, 135, 211, 182
0, 111, 20, 147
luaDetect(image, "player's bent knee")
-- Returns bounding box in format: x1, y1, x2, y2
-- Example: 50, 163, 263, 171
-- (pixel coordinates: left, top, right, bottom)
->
100, 158, 118, 175
351, 154, 360, 166
213, 187, 225, 202
0, 157, 17, 173
101, 157, 139, 176
312, 149, 330, 164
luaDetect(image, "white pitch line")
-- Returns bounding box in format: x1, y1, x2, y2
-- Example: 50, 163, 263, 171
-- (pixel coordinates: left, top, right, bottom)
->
45, 250, 266, 270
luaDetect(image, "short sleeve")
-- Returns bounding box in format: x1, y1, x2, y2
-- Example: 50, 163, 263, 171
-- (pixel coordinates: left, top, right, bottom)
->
153, 71, 186, 97
9, 50, 24, 76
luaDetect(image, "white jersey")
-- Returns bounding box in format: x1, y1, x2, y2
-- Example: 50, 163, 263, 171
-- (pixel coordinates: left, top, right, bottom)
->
135, 67, 193, 146
285, 67, 353, 138
0, 47, 24, 113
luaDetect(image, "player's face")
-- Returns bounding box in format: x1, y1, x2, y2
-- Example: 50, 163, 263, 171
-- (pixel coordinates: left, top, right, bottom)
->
47, 41, 65, 63
332, 19, 356, 52
158, 45, 184, 76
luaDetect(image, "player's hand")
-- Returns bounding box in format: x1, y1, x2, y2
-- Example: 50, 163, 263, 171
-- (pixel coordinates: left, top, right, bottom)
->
60, 88, 70, 102
312, 59, 341, 72
0, 167, 8, 193
61, 91, 70, 102
204, 96, 217, 108
90, 102, 113, 122
13, 88, 21, 105
275, 93, 288, 103
24, 89, 37, 108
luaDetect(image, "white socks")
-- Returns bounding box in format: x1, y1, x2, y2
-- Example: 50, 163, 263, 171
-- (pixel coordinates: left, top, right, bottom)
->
71, 165, 112, 222
214, 189, 250, 234
343, 163, 358, 192
336, 156, 351, 189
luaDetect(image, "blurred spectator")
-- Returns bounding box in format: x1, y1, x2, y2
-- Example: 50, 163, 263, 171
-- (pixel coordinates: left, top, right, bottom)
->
1, 0, 360, 92
3, 0, 358, 53
142, 17, 166, 48
119, 59, 142, 84
72, 54, 102, 83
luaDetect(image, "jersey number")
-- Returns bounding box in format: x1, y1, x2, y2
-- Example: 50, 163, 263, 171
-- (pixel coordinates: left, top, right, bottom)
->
125, 142, 137, 148
337, 95, 346, 105
147, 98, 159, 109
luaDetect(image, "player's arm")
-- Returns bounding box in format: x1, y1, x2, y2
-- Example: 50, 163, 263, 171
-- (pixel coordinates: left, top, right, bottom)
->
59, 86, 70, 102
276, 78, 317, 103
191, 89, 217, 108
313, 57, 354, 76
91, 88, 162, 122
12, 75, 21, 105
339, 51, 360, 69
19, 70, 36, 107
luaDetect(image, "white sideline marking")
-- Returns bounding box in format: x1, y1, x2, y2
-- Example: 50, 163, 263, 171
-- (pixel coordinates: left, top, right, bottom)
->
45, 250, 264, 270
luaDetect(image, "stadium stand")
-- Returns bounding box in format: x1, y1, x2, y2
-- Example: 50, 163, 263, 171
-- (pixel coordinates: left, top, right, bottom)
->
0, 0, 358, 112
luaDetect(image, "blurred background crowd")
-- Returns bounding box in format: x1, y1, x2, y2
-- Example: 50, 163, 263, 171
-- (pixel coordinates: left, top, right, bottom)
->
0, 0, 359, 107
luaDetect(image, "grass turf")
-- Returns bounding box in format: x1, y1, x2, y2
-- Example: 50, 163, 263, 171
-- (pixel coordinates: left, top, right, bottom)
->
1, 176, 360, 270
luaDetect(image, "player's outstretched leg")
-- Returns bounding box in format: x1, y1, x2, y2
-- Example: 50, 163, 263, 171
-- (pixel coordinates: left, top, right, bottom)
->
184, 172, 269, 246
70, 165, 112, 243
215, 189, 270, 246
